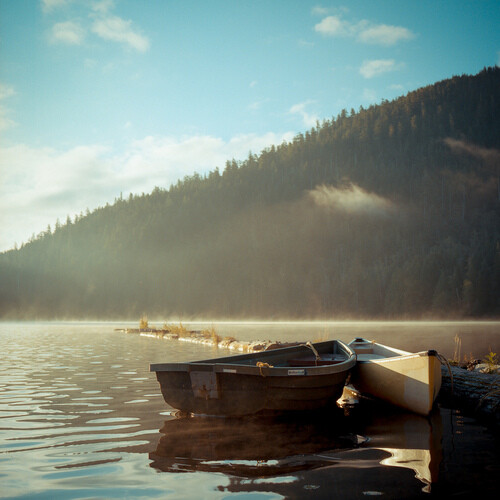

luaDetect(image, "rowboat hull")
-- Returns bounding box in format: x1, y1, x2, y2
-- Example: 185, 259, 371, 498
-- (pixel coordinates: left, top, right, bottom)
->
348, 338, 442, 416
151, 340, 356, 416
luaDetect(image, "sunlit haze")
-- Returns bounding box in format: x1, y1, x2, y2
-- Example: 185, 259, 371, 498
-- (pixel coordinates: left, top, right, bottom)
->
0, 0, 499, 251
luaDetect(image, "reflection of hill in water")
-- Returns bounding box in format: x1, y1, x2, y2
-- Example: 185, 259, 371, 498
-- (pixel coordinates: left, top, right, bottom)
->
149, 407, 443, 495
149, 412, 361, 476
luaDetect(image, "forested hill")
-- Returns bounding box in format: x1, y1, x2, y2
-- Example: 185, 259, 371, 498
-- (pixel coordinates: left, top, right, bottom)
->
1, 67, 499, 320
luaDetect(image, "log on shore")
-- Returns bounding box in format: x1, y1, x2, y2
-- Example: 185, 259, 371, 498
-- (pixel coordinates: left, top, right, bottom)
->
439, 365, 499, 424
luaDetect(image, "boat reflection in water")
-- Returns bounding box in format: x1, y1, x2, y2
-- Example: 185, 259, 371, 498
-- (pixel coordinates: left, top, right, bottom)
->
363, 410, 443, 492
149, 406, 443, 494
149, 410, 361, 477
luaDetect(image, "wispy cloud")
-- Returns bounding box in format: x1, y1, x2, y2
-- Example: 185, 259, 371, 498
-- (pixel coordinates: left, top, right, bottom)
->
314, 15, 414, 46
41, 0, 68, 12
248, 98, 269, 111
314, 16, 352, 37
309, 184, 394, 216
50, 21, 86, 45
91, 15, 150, 52
298, 39, 315, 48
91, 0, 114, 14
360, 59, 399, 78
0, 83, 15, 100
444, 138, 500, 163
0, 131, 294, 251
389, 83, 404, 91
0, 110, 16, 132
42, 0, 150, 52
0, 83, 16, 131
358, 24, 414, 46
311, 6, 330, 16
289, 101, 318, 128
312, 6, 349, 17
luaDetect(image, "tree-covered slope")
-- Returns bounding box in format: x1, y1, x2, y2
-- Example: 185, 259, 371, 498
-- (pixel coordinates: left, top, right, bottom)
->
1, 67, 499, 319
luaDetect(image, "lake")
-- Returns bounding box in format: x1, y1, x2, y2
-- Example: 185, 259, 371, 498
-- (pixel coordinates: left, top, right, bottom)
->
0, 321, 498, 499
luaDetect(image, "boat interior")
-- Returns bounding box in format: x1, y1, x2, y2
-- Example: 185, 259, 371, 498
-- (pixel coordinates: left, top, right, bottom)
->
349, 338, 410, 361
193, 341, 353, 368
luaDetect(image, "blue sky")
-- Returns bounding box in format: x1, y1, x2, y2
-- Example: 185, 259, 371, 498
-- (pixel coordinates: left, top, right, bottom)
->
0, 0, 499, 251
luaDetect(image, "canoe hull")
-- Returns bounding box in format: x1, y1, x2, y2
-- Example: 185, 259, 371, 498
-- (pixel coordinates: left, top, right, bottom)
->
349, 339, 442, 416
152, 340, 356, 416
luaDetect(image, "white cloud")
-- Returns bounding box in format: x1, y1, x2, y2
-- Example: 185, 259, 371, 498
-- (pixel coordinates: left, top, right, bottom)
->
312, 6, 349, 17
0, 83, 15, 100
91, 0, 114, 14
0, 109, 16, 132
359, 59, 397, 78
43, 1, 149, 52
41, 0, 68, 12
0, 83, 16, 131
389, 83, 404, 91
50, 21, 86, 45
358, 24, 414, 46
298, 39, 315, 48
91, 15, 150, 52
315, 14, 414, 46
0, 132, 294, 251
289, 101, 319, 128
312, 6, 330, 16
314, 16, 351, 37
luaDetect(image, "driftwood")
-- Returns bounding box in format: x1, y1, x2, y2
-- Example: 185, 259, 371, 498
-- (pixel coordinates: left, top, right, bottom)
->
439, 365, 500, 424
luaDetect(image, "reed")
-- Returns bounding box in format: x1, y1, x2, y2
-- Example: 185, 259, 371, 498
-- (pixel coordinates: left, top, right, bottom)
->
450, 334, 462, 365
139, 315, 149, 330
201, 325, 221, 344
163, 322, 189, 337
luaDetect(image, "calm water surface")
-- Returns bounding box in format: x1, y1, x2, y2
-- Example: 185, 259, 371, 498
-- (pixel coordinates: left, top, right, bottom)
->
0, 321, 498, 499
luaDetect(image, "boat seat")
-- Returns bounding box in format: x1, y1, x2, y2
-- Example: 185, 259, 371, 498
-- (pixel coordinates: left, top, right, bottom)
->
354, 347, 374, 354
356, 354, 385, 361
288, 355, 346, 367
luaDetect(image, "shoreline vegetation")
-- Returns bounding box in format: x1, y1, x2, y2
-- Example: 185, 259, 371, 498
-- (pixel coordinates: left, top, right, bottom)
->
120, 319, 499, 426
115, 321, 297, 353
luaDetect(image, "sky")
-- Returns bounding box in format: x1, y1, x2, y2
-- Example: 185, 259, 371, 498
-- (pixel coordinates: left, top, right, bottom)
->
0, 0, 499, 252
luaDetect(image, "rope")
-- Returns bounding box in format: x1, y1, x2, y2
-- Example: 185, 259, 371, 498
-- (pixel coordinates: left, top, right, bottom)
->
255, 342, 320, 375
305, 341, 321, 364
256, 361, 273, 376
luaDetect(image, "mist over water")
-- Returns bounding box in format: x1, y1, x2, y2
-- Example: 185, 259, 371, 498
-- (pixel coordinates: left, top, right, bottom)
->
166, 320, 499, 359
0, 321, 498, 498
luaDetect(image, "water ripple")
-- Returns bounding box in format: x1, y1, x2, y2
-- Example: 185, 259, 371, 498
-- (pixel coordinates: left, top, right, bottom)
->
1, 322, 498, 499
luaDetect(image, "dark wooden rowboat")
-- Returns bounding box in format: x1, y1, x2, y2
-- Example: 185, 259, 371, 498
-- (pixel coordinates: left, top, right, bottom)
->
150, 340, 356, 416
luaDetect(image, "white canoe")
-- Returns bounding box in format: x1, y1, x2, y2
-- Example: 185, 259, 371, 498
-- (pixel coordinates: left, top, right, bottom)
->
348, 338, 442, 416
